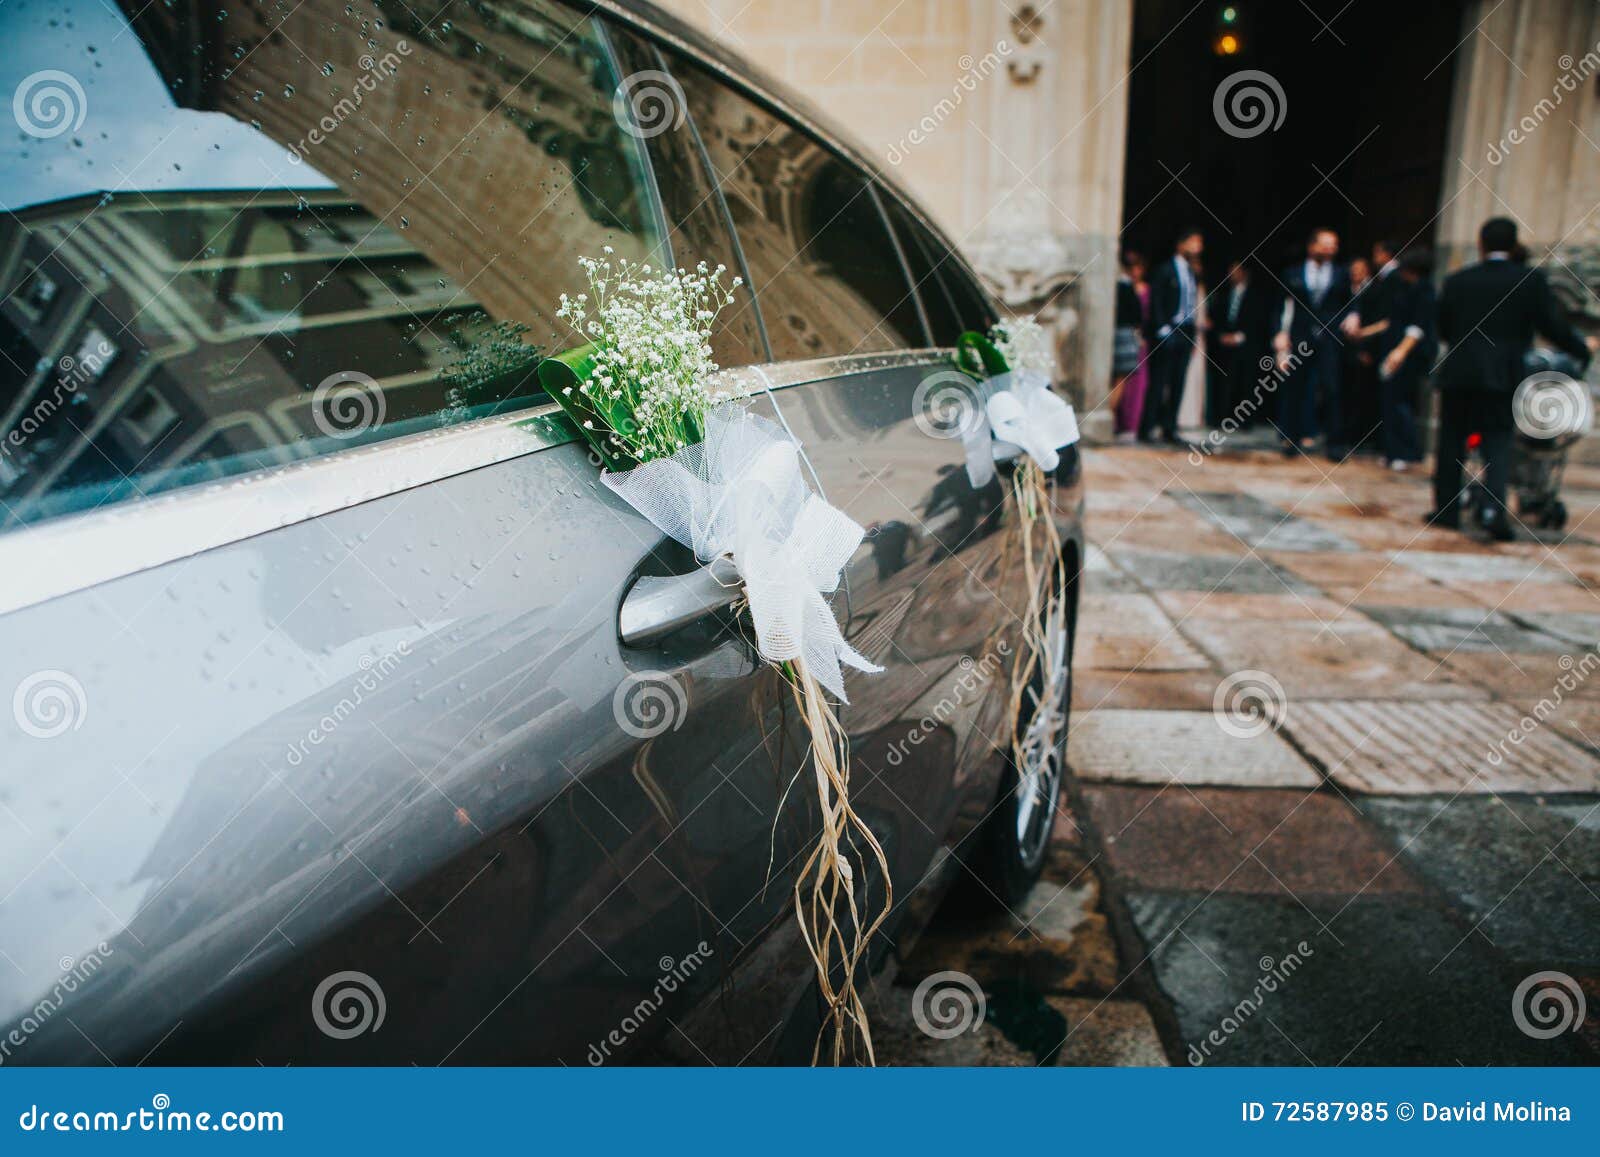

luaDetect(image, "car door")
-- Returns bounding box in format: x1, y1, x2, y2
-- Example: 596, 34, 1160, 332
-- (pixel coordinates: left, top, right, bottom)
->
0, 0, 820, 1068
653, 45, 1023, 974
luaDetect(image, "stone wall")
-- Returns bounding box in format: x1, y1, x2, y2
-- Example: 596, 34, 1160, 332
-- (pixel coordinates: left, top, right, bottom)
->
652, 0, 1134, 436
1438, 0, 1600, 307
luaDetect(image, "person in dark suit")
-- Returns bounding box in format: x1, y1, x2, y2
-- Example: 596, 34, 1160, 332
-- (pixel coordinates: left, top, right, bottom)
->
1206, 259, 1272, 427
1341, 241, 1399, 453
1140, 227, 1204, 445
1272, 227, 1353, 458
1373, 249, 1437, 470
1429, 217, 1595, 540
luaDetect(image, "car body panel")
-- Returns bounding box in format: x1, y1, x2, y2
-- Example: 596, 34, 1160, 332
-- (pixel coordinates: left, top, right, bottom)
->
0, 0, 1085, 1066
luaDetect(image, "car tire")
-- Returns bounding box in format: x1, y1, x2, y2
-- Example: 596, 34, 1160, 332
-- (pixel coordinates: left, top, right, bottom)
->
968, 580, 1073, 909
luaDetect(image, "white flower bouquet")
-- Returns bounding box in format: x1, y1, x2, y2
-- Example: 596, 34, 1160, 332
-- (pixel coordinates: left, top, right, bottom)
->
540, 253, 887, 1063
953, 318, 1076, 789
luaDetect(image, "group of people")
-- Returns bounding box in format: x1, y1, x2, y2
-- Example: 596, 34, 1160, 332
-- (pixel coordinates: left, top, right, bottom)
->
1109, 216, 1595, 540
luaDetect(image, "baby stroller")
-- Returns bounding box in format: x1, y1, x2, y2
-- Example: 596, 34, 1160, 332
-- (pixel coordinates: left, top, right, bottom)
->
1462, 349, 1590, 531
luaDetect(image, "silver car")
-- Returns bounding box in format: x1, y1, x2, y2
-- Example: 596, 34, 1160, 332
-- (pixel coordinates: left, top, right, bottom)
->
0, 0, 1083, 1064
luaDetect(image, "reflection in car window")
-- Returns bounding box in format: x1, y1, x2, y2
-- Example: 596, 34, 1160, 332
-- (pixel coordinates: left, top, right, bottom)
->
0, 0, 664, 528
605, 31, 767, 369
670, 57, 924, 361
883, 198, 995, 346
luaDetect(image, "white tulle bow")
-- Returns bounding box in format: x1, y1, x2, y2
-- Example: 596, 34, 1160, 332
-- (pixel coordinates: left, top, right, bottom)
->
963, 370, 1080, 488
602, 405, 882, 702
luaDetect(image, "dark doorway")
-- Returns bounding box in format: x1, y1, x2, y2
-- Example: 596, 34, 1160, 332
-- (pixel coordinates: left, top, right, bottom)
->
1121, 0, 1466, 277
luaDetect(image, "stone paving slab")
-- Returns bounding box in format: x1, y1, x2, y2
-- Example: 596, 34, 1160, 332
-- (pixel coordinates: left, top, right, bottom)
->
1283, 699, 1600, 794
1076, 634, 1212, 672
1069, 710, 1319, 788
1440, 650, 1600, 700
1320, 576, 1488, 610
1265, 550, 1411, 589
1166, 490, 1359, 552
1125, 892, 1586, 1065
1357, 605, 1572, 653
1045, 997, 1169, 1066
1082, 544, 1145, 594
1076, 594, 1210, 672
1083, 785, 1424, 897
1080, 593, 1177, 634
1180, 618, 1488, 701
1096, 521, 1254, 559
1106, 548, 1318, 596
1153, 590, 1350, 621
1446, 580, 1600, 613
1359, 795, 1600, 970
1513, 611, 1600, 648
1392, 549, 1577, 585
1072, 669, 1221, 713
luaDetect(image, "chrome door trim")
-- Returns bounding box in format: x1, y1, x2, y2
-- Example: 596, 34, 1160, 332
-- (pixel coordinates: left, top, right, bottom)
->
0, 349, 951, 617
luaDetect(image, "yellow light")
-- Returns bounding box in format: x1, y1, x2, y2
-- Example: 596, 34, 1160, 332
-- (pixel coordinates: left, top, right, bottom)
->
1217, 33, 1240, 55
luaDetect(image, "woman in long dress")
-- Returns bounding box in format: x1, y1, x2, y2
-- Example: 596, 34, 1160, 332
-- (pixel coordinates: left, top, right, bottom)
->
1110, 250, 1149, 442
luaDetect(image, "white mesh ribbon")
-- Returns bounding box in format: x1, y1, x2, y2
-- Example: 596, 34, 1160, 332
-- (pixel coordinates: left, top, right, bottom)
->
962, 370, 1080, 488
602, 404, 882, 702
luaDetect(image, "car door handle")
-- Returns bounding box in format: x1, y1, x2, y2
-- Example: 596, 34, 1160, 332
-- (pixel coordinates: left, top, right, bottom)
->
619, 567, 742, 647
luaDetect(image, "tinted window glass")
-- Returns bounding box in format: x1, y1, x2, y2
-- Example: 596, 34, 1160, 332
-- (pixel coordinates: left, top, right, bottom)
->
0, 0, 663, 527
884, 199, 967, 345
606, 31, 766, 367
671, 58, 923, 360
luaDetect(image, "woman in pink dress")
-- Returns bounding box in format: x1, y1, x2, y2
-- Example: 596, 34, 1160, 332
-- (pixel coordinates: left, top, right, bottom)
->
1110, 250, 1149, 441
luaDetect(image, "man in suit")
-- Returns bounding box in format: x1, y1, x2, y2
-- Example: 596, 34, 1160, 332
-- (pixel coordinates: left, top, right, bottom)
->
1273, 227, 1353, 458
1374, 249, 1438, 470
1207, 259, 1272, 427
1342, 240, 1401, 452
1140, 227, 1204, 445
1430, 217, 1595, 540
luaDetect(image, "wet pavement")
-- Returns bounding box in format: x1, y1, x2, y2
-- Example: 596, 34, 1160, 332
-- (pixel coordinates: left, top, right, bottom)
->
875, 442, 1600, 1066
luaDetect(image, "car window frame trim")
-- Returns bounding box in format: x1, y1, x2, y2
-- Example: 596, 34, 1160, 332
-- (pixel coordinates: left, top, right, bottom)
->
0, 349, 954, 617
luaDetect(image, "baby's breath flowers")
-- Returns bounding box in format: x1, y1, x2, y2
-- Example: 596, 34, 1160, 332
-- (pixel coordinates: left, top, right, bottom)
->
552, 247, 742, 466
991, 316, 1053, 380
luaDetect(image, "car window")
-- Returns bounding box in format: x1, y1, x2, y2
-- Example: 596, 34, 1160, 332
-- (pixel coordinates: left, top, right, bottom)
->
0, 0, 664, 528
935, 252, 1000, 337
883, 198, 971, 346
668, 56, 924, 360
604, 30, 767, 368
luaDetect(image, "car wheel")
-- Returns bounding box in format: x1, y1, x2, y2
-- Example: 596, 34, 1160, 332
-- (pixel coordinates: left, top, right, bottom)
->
970, 586, 1073, 908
